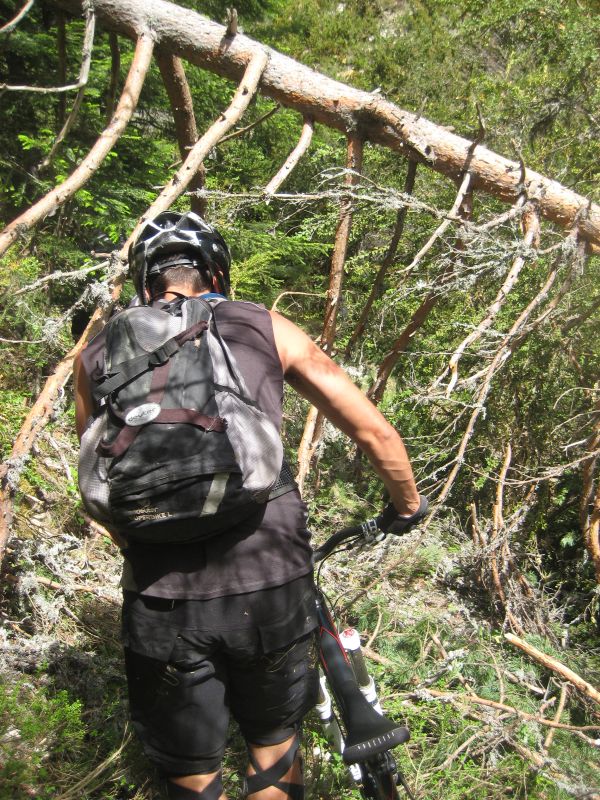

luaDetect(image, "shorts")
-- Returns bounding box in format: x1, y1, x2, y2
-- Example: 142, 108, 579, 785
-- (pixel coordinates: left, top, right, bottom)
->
121, 575, 319, 775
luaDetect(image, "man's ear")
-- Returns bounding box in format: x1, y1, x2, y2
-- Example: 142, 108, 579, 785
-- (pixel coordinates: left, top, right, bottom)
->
212, 270, 225, 294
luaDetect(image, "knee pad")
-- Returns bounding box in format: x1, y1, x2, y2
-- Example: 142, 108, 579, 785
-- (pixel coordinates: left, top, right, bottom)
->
165, 773, 223, 800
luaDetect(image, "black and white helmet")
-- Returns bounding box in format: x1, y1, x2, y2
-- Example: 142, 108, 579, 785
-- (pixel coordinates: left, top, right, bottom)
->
130, 211, 231, 303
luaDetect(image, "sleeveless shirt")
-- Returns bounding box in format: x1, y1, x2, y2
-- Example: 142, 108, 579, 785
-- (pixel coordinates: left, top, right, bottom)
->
79, 299, 312, 599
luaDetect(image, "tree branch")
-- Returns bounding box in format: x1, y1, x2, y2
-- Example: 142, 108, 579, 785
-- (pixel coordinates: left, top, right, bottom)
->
52, 0, 600, 251
427, 230, 583, 515
344, 159, 418, 358
297, 135, 363, 490
264, 116, 313, 195
155, 48, 206, 216
505, 633, 600, 706
0, 0, 35, 34
39, 1, 96, 170
0, 34, 154, 258
104, 31, 120, 124
445, 200, 540, 396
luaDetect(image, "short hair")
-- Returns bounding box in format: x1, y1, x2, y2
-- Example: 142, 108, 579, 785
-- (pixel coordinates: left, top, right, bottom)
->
148, 264, 209, 299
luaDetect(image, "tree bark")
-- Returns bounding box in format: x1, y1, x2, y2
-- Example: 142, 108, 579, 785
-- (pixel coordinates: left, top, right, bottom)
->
51, 0, 600, 251
155, 49, 206, 216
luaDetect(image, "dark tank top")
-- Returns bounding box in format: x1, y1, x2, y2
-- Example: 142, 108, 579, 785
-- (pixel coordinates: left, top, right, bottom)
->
80, 298, 312, 599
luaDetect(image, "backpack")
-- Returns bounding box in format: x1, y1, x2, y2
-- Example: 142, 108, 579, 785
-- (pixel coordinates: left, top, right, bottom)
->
78, 297, 292, 543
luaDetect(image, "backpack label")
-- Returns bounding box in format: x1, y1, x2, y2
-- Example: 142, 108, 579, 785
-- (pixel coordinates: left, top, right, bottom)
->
125, 402, 161, 426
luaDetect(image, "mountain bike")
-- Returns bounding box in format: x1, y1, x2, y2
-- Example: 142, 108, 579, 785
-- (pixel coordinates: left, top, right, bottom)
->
312, 514, 422, 800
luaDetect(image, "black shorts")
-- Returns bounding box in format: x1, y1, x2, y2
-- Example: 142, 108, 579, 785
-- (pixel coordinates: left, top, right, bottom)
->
121, 575, 319, 775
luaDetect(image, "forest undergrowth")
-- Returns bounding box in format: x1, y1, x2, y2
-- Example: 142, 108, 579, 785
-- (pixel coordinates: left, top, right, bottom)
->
1, 406, 599, 799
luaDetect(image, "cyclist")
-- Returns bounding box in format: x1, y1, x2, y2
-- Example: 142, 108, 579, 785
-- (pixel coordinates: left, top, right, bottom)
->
74, 211, 426, 800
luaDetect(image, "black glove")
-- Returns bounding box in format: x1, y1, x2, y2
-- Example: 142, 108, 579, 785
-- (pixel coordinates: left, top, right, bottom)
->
378, 494, 429, 535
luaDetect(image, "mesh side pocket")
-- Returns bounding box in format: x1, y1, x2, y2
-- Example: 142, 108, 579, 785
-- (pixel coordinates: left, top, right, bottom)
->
216, 391, 283, 495
78, 414, 112, 523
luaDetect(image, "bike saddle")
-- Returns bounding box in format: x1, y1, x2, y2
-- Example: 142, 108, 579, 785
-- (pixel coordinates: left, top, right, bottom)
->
340, 684, 410, 764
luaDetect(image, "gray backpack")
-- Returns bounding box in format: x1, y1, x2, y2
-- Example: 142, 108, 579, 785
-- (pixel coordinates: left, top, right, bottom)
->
78, 297, 291, 543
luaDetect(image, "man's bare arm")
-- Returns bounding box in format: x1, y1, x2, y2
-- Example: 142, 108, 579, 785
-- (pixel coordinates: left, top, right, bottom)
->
270, 310, 420, 516
74, 355, 94, 441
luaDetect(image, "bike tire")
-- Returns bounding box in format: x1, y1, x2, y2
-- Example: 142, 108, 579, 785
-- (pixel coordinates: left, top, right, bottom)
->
358, 762, 401, 800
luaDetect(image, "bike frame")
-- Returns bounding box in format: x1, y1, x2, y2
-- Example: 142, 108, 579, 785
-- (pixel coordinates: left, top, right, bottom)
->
312, 519, 416, 800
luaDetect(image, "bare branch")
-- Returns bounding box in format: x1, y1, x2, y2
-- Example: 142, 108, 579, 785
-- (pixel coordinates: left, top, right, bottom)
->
0, 34, 154, 258
445, 200, 539, 396
218, 102, 280, 143
402, 168, 474, 277
39, 2, 96, 169
104, 31, 120, 124
344, 159, 418, 357
368, 171, 475, 404
297, 135, 363, 490
264, 116, 314, 195
155, 48, 205, 216
0, 0, 35, 34
505, 633, 600, 706
428, 231, 582, 514
135, 49, 268, 227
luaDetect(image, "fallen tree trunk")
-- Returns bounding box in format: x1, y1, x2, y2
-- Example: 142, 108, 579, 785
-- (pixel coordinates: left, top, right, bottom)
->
53, 0, 600, 251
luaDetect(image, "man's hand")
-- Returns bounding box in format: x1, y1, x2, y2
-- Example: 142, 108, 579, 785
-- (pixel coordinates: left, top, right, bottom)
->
379, 494, 429, 535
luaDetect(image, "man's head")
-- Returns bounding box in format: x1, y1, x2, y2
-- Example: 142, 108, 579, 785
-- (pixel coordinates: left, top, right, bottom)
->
129, 211, 231, 304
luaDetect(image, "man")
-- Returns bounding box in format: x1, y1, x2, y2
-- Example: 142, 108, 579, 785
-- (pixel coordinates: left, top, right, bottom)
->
74, 212, 426, 800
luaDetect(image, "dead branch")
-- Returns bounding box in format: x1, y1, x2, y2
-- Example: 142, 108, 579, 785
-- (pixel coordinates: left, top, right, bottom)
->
225, 7, 238, 37
487, 441, 524, 633
218, 102, 280, 143
581, 407, 600, 582
0, 34, 154, 258
270, 290, 324, 312
445, 200, 540, 396
296, 135, 363, 490
134, 48, 269, 227
505, 632, 600, 706
155, 48, 206, 216
39, 1, 96, 170
403, 168, 474, 277
13, 260, 108, 295
426, 230, 581, 515
264, 116, 314, 195
412, 687, 600, 736
368, 171, 474, 404
543, 683, 569, 751
0, 0, 35, 33
105, 31, 120, 124
52, 0, 600, 251
344, 160, 418, 357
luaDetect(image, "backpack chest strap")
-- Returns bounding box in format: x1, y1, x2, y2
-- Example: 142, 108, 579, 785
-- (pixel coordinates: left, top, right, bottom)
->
92, 319, 208, 403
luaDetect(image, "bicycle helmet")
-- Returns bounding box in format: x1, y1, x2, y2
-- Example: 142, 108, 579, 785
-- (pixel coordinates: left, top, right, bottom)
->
130, 211, 231, 303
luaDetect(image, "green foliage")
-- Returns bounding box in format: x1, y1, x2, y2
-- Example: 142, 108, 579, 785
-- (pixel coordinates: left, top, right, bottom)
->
0, 679, 85, 799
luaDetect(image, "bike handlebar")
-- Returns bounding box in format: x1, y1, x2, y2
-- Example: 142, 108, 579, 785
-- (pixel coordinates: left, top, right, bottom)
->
312, 495, 429, 564
312, 517, 382, 564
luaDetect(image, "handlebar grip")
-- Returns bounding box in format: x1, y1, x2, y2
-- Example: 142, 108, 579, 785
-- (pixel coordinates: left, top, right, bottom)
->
378, 494, 429, 534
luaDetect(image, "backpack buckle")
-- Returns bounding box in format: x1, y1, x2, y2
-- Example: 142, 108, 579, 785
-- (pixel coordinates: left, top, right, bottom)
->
148, 339, 179, 367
